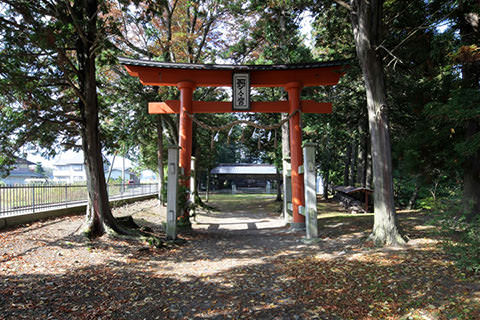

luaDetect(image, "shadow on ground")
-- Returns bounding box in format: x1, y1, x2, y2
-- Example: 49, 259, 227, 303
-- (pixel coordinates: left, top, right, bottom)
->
1, 196, 479, 319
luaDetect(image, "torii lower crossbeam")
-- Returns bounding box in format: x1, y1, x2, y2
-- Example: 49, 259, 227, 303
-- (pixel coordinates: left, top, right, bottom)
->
149, 100, 332, 114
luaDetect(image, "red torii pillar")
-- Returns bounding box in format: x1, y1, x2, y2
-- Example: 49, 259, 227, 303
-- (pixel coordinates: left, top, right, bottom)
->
178, 81, 195, 191
286, 82, 305, 228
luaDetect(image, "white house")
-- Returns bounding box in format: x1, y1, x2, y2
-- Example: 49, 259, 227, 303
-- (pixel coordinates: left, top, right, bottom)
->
52, 159, 86, 183
51, 150, 140, 184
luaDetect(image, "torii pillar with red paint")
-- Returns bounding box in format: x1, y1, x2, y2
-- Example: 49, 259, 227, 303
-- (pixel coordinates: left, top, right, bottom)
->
119, 57, 346, 230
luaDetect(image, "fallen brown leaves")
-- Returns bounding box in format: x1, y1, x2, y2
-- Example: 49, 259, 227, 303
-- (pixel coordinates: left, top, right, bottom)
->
0, 198, 479, 320
274, 245, 480, 320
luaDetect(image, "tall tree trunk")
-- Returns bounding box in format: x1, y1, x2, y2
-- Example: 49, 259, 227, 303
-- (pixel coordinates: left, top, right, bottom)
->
350, 0, 405, 245
281, 113, 291, 218
458, 1, 480, 220
343, 143, 352, 186
407, 180, 419, 210
206, 169, 210, 202
78, 0, 121, 238
463, 119, 480, 220
106, 152, 117, 183
156, 116, 165, 205
357, 120, 367, 186
350, 140, 358, 186
323, 170, 329, 200
276, 179, 282, 201
366, 143, 373, 189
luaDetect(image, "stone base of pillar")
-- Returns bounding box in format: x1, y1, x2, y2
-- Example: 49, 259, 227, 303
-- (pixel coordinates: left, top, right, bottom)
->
301, 237, 322, 244
289, 222, 306, 231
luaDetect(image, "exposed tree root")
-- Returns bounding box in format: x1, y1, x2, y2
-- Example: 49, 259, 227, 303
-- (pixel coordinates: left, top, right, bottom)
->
368, 229, 406, 247
80, 216, 186, 249
194, 193, 216, 211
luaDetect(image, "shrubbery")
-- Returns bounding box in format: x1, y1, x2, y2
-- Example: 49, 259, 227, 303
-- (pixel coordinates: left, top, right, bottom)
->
431, 194, 480, 275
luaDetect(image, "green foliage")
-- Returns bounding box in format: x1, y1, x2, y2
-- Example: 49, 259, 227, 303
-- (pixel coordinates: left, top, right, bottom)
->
176, 175, 197, 227
34, 163, 45, 176
431, 194, 480, 274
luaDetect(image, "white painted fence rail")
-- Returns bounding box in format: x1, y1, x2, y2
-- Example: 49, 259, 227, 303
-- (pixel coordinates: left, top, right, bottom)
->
0, 183, 158, 218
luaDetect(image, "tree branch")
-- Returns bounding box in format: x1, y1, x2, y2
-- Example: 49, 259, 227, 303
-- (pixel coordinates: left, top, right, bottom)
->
334, 0, 352, 11
63, 0, 88, 46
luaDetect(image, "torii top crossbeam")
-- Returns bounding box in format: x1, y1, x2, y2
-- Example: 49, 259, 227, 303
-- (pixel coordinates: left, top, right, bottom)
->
119, 57, 347, 229
119, 57, 345, 87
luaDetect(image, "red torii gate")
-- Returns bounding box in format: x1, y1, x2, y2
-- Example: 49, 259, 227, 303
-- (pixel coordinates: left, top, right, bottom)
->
119, 57, 346, 229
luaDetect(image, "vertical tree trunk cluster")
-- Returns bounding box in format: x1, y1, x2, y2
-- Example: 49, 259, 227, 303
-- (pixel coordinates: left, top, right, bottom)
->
350, 0, 405, 245
343, 117, 372, 189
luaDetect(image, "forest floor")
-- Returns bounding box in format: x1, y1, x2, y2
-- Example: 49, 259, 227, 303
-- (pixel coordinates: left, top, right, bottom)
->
0, 194, 479, 320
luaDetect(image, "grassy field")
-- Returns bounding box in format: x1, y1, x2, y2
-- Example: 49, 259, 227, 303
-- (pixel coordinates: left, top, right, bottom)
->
203, 193, 282, 213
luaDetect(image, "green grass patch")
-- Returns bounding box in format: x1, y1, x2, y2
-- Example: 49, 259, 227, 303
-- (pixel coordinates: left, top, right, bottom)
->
201, 194, 280, 213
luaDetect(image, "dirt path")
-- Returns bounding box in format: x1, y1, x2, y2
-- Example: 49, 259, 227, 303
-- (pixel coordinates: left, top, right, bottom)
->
0, 196, 478, 319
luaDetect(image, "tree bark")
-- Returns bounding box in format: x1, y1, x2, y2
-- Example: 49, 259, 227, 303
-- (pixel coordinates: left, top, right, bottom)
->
350, 0, 405, 246
407, 180, 419, 210
458, 1, 480, 220
276, 179, 282, 201
77, 0, 122, 238
350, 140, 358, 186
366, 144, 373, 189
357, 120, 368, 186
106, 152, 116, 184
323, 170, 329, 200
156, 116, 165, 205
343, 143, 352, 186
206, 169, 210, 202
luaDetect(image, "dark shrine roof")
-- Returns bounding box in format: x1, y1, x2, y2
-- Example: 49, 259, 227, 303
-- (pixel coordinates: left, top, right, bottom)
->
118, 57, 349, 71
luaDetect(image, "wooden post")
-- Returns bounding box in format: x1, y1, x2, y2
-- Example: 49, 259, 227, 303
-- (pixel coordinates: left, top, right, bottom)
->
166, 146, 179, 240
285, 82, 305, 230
178, 81, 195, 219
304, 143, 318, 239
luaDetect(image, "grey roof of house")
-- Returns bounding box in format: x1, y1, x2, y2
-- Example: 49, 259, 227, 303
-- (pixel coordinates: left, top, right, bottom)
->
15, 157, 36, 166
118, 57, 349, 71
211, 164, 278, 175
6, 169, 44, 178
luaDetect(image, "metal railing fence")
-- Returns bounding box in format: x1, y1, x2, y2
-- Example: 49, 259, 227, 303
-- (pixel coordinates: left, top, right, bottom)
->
0, 183, 158, 217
